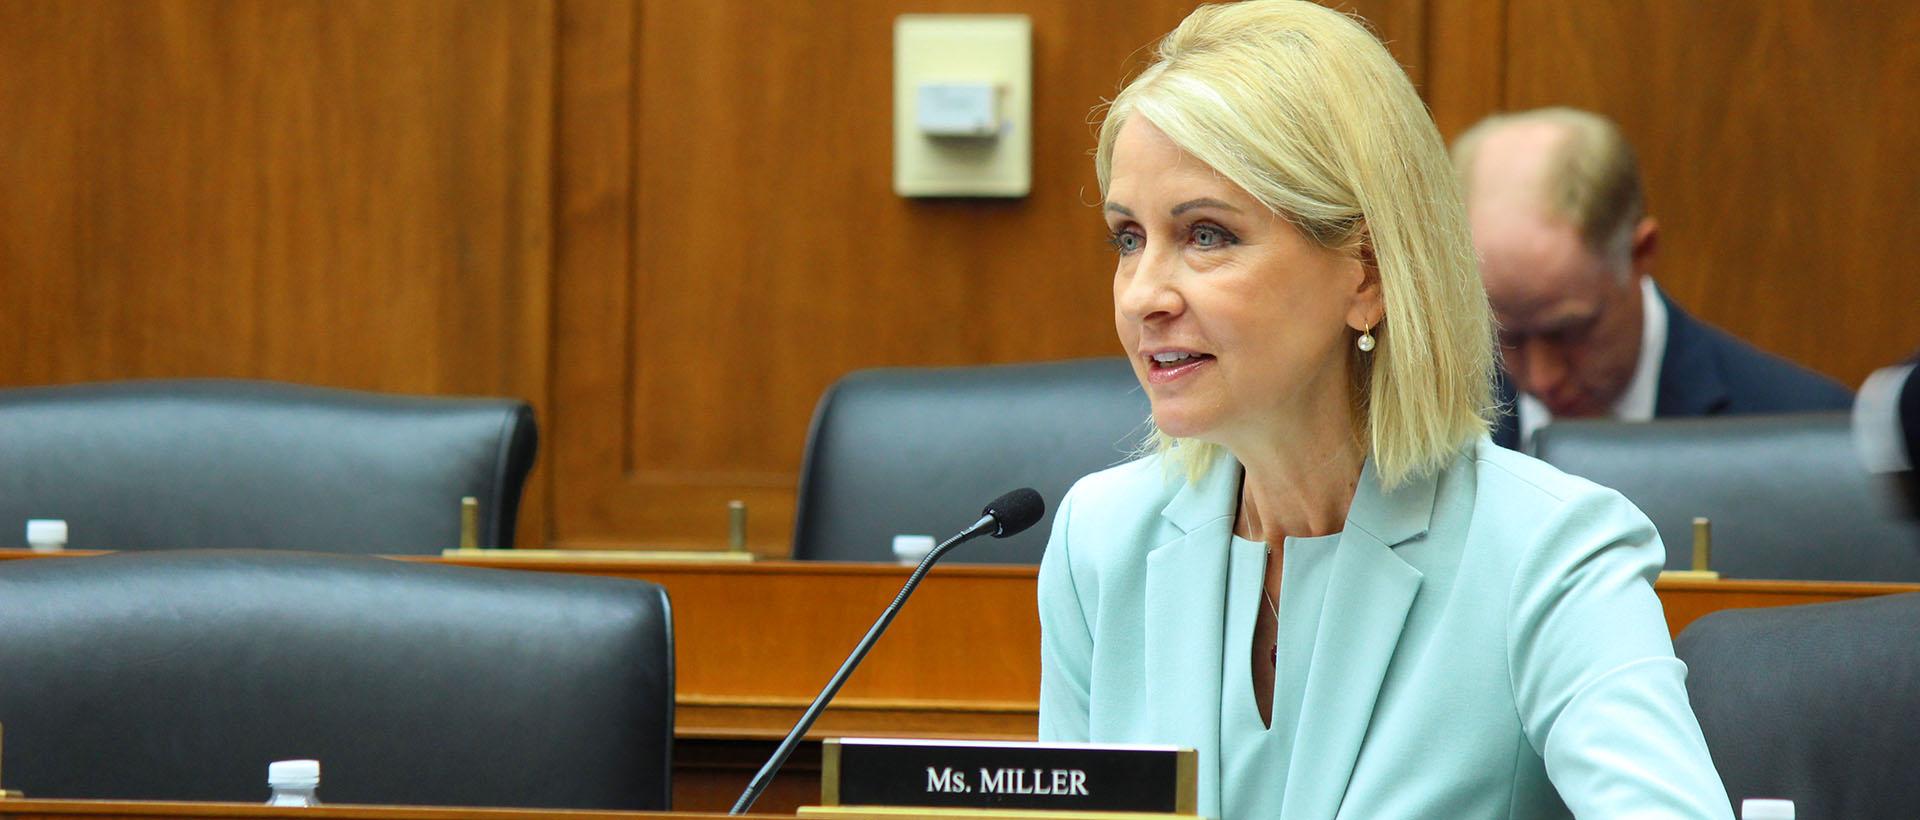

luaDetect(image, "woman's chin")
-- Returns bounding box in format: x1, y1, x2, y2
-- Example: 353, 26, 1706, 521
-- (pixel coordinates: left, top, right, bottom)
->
1149, 411, 1216, 441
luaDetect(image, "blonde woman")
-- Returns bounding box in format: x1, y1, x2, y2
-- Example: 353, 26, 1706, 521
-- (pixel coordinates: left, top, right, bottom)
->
1037, 2, 1733, 817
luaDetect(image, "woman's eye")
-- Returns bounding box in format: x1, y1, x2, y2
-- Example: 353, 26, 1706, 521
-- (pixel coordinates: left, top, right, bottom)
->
1108, 230, 1145, 255
1191, 224, 1233, 248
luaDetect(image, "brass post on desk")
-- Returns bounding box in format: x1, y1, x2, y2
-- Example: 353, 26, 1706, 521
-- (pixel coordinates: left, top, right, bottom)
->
459, 497, 479, 550
728, 500, 748, 554
1692, 517, 1712, 572
1660, 516, 1721, 581
0, 721, 20, 798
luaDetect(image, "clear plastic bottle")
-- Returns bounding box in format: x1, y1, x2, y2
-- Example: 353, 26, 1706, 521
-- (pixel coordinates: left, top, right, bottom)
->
25, 519, 66, 553
891, 534, 936, 564
1741, 798, 1794, 820
266, 759, 321, 806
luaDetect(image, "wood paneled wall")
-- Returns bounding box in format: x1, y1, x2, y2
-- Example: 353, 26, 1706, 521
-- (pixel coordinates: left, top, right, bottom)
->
4, 1, 1915, 552
1495, 0, 1920, 392
0, 0, 557, 544
548, 0, 1427, 551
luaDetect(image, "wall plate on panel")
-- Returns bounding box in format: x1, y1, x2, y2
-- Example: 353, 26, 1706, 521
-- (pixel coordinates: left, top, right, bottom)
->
893, 15, 1031, 198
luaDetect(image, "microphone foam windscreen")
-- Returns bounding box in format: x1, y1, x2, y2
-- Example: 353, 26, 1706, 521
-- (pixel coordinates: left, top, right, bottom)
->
983, 487, 1046, 538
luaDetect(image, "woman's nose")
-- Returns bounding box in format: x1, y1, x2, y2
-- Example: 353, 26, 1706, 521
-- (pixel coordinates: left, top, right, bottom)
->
1115, 252, 1182, 323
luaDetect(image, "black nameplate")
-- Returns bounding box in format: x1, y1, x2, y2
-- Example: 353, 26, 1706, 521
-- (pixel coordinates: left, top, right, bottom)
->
822, 738, 1196, 814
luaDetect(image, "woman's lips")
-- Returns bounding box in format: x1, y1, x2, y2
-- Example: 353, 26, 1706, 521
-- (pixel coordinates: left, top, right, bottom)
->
1145, 354, 1214, 384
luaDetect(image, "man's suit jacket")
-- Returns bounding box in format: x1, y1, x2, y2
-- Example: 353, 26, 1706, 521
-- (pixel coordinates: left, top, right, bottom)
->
1038, 441, 1731, 820
1493, 288, 1854, 449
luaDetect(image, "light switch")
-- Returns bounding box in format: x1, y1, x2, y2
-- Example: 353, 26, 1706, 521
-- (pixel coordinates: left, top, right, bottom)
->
894, 15, 1031, 198
916, 83, 1002, 138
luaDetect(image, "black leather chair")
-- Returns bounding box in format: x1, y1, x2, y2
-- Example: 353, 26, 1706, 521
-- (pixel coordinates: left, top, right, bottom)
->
0, 550, 672, 809
0, 379, 537, 553
792, 358, 1150, 564
1531, 413, 1920, 581
1674, 592, 1920, 819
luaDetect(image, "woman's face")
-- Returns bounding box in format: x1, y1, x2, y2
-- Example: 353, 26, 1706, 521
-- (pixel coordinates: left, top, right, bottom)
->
1105, 118, 1376, 449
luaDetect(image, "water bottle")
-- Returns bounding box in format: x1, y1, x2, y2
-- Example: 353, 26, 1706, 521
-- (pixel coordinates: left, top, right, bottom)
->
266, 759, 321, 806
25, 519, 66, 553
1741, 798, 1793, 820
891, 534, 936, 564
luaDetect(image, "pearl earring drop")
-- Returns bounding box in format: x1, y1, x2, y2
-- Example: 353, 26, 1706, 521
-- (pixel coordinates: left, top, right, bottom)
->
1357, 326, 1376, 352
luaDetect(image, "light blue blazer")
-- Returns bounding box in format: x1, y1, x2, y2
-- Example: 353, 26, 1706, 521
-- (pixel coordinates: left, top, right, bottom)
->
1038, 439, 1733, 820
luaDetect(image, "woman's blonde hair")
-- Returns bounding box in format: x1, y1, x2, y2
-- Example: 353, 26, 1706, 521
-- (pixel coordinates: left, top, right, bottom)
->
1095, 0, 1494, 489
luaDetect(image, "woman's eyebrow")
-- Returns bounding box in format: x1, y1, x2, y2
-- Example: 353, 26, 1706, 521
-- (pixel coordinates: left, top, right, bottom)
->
1103, 202, 1135, 217
1171, 197, 1240, 216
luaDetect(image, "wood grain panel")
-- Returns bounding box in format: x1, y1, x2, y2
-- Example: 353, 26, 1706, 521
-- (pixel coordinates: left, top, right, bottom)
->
1501, 0, 1920, 388
1420, 0, 1506, 139
1342, 0, 1429, 89
0, 0, 556, 545
550, 0, 1428, 551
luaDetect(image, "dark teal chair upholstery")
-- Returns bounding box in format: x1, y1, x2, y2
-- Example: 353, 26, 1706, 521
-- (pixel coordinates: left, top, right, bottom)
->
0, 550, 672, 808
0, 379, 537, 553
792, 358, 1148, 564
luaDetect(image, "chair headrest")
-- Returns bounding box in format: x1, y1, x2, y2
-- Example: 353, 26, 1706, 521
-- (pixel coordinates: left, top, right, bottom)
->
792, 358, 1149, 563
1533, 413, 1920, 581
0, 379, 538, 551
0, 550, 671, 808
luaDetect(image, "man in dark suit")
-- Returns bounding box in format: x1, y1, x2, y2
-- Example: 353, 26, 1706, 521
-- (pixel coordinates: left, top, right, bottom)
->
1451, 107, 1851, 450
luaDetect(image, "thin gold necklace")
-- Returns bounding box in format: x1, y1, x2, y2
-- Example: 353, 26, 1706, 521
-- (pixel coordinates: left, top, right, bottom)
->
1263, 546, 1280, 665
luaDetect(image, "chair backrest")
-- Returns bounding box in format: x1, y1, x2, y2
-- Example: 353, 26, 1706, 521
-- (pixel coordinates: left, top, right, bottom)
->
1674, 592, 1920, 819
0, 379, 538, 553
0, 550, 672, 809
792, 358, 1150, 563
1531, 413, 1920, 581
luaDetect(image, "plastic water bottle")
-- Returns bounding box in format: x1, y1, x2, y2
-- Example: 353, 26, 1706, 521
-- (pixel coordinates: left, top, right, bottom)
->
25, 519, 66, 553
1741, 798, 1793, 820
266, 759, 321, 806
891, 534, 936, 564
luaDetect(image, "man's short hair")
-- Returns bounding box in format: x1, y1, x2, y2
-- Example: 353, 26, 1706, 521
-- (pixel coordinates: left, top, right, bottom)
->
1452, 107, 1646, 263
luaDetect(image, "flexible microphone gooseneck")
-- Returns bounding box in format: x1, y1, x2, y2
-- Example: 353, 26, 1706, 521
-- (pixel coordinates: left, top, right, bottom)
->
728, 487, 1046, 815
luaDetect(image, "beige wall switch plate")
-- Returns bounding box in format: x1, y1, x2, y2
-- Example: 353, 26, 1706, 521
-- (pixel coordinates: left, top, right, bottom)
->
893, 15, 1031, 198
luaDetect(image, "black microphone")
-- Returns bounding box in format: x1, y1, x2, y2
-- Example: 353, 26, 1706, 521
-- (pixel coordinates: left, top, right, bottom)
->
729, 487, 1046, 815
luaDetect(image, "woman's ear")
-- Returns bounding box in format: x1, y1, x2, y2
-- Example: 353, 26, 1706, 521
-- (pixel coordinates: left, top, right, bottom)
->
1347, 226, 1385, 331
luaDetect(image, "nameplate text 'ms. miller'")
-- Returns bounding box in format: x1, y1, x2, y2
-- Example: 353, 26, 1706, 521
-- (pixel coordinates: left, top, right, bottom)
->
926, 766, 1089, 796
821, 737, 1193, 813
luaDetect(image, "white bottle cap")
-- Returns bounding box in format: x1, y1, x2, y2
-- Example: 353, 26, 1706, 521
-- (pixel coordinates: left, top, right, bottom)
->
1741, 798, 1794, 820
891, 534, 937, 563
267, 759, 321, 788
26, 519, 68, 551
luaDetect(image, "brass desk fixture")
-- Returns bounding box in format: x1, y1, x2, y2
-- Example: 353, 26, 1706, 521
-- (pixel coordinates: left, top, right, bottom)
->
728, 499, 749, 554
458, 496, 479, 550
1660, 516, 1721, 581
0, 722, 21, 798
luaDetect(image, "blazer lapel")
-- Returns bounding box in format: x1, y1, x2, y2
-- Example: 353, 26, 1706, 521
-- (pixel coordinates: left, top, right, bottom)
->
1143, 450, 1238, 817
1281, 459, 1435, 819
